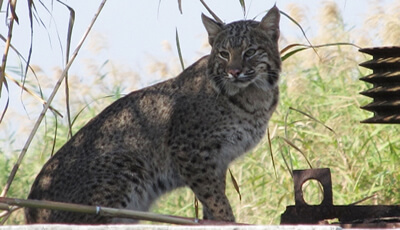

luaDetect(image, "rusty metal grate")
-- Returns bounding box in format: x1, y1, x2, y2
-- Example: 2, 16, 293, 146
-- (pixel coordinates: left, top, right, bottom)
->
359, 46, 400, 124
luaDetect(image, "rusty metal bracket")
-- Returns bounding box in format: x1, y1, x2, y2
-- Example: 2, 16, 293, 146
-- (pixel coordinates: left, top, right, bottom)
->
281, 168, 400, 228
293, 168, 332, 207
281, 168, 336, 224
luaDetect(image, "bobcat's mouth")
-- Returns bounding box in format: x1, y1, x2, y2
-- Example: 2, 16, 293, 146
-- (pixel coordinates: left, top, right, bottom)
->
233, 75, 256, 83
227, 72, 256, 84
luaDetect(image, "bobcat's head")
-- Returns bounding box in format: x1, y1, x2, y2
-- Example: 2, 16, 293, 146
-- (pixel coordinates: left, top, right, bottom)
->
202, 6, 281, 96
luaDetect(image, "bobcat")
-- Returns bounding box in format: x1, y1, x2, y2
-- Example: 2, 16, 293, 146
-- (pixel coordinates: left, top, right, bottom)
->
25, 5, 281, 224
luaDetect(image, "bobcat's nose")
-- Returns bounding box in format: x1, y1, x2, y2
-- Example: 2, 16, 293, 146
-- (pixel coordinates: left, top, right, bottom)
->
228, 68, 242, 78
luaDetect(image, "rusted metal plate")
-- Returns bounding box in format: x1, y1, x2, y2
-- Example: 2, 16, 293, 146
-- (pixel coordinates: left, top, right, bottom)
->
361, 100, 400, 112
359, 46, 400, 56
360, 85, 400, 97
360, 114, 400, 124
281, 205, 400, 225
360, 71, 400, 83
292, 168, 333, 207
281, 168, 334, 224
280, 168, 400, 228
359, 46, 400, 124
359, 57, 400, 69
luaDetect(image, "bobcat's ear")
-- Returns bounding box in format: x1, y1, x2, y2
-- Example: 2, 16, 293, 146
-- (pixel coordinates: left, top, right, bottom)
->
259, 5, 280, 42
202, 13, 223, 46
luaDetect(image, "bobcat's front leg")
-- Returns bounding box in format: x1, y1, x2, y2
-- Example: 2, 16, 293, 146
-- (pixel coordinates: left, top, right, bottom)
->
178, 153, 235, 222
198, 190, 234, 222
202, 205, 213, 220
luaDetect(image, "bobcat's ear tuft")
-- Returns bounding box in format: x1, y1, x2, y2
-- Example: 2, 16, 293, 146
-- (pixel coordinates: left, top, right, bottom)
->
202, 13, 224, 46
259, 5, 280, 42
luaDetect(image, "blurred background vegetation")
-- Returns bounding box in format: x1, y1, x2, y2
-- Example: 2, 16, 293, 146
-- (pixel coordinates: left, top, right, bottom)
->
1, 0, 400, 225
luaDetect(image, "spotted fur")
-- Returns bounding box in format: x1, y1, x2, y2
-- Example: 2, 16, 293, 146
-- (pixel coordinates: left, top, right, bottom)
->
25, 5, 281, 224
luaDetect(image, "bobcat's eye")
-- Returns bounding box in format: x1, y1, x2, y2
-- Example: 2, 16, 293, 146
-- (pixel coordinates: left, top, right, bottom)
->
244, 49, 256, 58
218, 51, 230, 60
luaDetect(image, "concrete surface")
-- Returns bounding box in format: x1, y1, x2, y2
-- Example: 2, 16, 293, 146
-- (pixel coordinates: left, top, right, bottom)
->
0, 225, 341, 230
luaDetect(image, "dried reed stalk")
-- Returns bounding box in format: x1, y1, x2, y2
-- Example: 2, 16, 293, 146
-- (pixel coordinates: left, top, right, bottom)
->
199, 0, 222, 23
0, 197, 198, 225
0, 0, 18, 96
0, 0, 107, 197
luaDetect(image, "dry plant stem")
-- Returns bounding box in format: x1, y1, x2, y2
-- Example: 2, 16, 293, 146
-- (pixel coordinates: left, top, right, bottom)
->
0, 203, 9, 211
0, 35, 63, 117
199, 0, 222, 23
0, 211, 11, 225
177, 0, 182, 14
57, 0, 76, 138
0, 198, 198, 225
0, 0, 17, 96
194, 197, 199, 220
175, 29, 185, 70
0, 0, 108, 197
267, 128, 278, 178
280, 136, 313, 169
288, 106, 350, 170
349, 193, 378, 206
0, 206, 19, 225
5, 73, 63, 117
